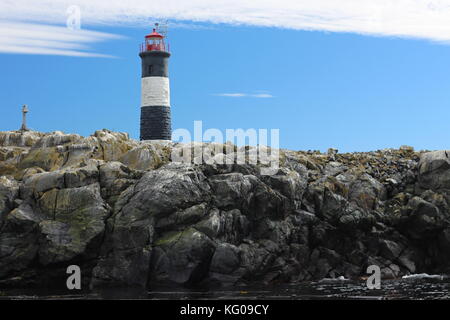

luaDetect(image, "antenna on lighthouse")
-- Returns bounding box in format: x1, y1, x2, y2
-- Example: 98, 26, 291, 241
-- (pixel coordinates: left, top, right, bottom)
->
155, 20, 169, 38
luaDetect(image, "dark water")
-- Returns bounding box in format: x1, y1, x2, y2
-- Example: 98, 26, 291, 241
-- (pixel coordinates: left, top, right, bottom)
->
1, 275, 449, 300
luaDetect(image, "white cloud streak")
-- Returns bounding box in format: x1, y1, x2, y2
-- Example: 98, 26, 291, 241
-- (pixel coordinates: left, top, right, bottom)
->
2, 0, 450, 57
0, 21, 122, 57
214, 93, 274, 98
252, 93, 274, 98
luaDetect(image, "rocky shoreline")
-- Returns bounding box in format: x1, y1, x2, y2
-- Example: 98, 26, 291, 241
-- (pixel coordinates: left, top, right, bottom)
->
0, 129, 449, 289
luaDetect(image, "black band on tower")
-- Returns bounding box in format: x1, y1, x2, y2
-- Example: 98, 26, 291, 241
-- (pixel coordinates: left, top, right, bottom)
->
140, 106, 172, 140
140, 51, 170, 78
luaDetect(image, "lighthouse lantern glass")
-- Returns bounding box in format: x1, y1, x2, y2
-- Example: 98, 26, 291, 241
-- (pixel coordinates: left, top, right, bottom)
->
142, 29, 168, 53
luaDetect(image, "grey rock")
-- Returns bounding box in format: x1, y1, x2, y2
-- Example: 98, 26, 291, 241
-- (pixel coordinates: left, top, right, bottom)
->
150, 228, 216, 285
210, 243, 241, 275
3, 129, 450, 289
324, 161, 348, 176
63, 164, 99, 188
209, 173, 254, 209
348, 173, 386, 210
21, 171, 65, 199
92, 164, 210, 287
379, 239, 404, 261
262, 168, 307, 201
156, 203, 209, 231
398, 248, 417, 273
419, 151, 450, 191
401, 196, 447, 239
99, 161, 140, 206
37, 183, 109, 265
237, 240, 280, 280
0, 204, 41, 278
0, 176, 19, 227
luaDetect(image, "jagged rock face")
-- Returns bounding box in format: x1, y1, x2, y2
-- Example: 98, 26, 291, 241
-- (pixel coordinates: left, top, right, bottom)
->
0, 129, 450, 289
91, 164, 211, 287
418, 150, 450, 191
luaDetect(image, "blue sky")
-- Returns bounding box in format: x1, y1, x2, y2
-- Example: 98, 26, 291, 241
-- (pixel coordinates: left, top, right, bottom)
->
2, 1, 450, 152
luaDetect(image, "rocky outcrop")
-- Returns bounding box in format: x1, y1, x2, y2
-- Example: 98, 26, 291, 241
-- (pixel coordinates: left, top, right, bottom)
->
0, 130, 449, 289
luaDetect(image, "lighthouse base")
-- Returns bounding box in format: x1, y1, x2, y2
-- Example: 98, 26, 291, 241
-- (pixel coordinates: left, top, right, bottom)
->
140, 105, 172, 141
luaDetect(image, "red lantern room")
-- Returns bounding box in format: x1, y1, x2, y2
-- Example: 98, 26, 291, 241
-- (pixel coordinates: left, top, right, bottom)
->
140, 28, 169, 53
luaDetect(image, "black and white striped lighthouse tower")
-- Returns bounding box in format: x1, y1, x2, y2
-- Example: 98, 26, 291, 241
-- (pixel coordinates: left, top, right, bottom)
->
139, 25, 172, 140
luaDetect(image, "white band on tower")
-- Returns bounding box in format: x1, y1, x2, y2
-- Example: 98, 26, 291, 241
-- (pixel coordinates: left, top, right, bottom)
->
141, 77, 170, 107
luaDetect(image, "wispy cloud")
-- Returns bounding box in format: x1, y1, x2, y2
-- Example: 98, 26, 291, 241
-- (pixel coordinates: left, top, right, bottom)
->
252, 93, 274, 98
2, 0, 450, 57
3, 0, 450, 42
0, 21, 122, 57
214, 92, 274, 98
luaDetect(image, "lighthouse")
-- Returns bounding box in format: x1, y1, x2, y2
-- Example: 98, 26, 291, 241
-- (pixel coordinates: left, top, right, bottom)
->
139, 26, 172, 140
